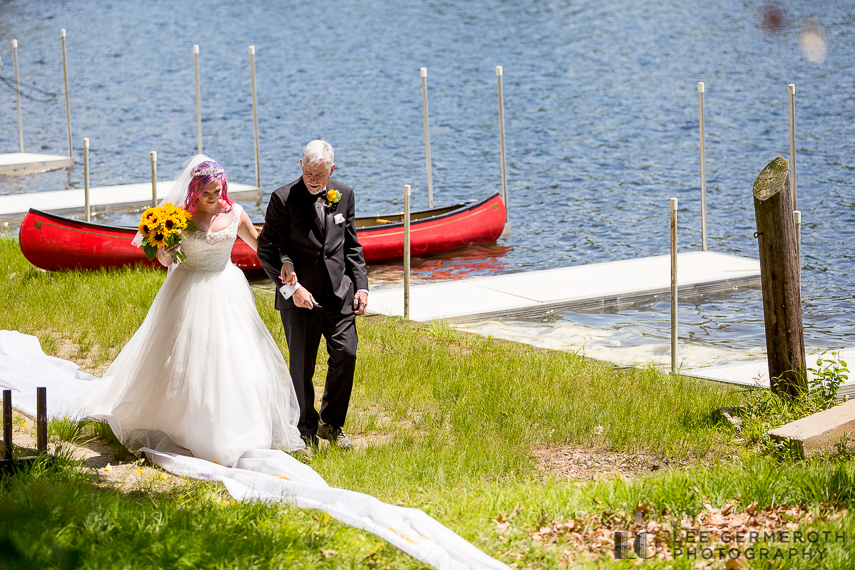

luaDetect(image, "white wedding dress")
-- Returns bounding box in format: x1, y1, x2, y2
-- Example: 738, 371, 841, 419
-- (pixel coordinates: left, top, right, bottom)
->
77, 203, 305, 466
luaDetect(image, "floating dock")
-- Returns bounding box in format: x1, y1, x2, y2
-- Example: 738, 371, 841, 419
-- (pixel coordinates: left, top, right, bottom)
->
685, 349, 855, 397
0, 180, 260, 221
0, 153, 74, 177
367, 250, 761, 323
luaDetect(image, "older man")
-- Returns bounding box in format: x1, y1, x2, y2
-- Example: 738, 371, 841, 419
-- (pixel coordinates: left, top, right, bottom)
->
257, 140, 368, 450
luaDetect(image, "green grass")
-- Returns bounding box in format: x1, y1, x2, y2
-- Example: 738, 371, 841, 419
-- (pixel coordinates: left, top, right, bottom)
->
2, 233, 854, 569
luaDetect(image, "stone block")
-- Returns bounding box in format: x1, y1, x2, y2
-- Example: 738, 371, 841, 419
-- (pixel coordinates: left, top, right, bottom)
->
768, 399, 855, 458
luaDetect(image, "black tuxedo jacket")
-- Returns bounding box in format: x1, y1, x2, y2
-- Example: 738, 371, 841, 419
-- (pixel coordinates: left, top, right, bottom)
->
257, 177, 368, 314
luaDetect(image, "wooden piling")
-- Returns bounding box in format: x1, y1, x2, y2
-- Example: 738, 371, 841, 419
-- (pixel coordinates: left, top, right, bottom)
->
3, 390, 11, 459
37, 387, 47, 454
752, 156, 806, 398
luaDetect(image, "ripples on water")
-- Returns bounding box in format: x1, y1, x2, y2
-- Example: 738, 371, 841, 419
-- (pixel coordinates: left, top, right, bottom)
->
1, 0, 853, 357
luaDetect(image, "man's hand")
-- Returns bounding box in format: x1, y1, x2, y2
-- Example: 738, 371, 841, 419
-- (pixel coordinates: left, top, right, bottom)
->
292, 286, 317, 310
353, 291, 368, 316
279, 261, 297, 286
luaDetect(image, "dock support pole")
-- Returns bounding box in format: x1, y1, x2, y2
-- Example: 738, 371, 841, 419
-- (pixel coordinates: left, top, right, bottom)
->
249, 46, 261, 190
698, 82, 707, 251
194, 45, 202, 154
793, 210, 801, 264
3, 390, 11, 459
788, 84, 797, 211
752, 156, 805, 399
61, 29, 73, 158
670, 197, 678, 375
36, 387, 46, 455
420, 68, 434, 209
83, 138, 90, 221
13, 39, 24, 153
404, 184, 411, 320
150, 151, 158, 208
497, 66, 509, 231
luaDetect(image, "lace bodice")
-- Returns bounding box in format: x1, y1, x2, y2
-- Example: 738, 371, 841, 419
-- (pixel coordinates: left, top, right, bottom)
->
178, 206, 241, 273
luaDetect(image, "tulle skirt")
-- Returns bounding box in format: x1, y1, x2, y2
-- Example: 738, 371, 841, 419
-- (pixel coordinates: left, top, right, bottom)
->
77, 262, 304, 466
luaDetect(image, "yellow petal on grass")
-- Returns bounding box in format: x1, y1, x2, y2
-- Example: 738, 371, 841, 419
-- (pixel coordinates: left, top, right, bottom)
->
136, 468, 143, 474
322, 513, 330, 523
104, 464, 113, 472
20, 423, 28, 427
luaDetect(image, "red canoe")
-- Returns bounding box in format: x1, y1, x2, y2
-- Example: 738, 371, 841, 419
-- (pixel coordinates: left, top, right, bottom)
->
19, 193, 506, 272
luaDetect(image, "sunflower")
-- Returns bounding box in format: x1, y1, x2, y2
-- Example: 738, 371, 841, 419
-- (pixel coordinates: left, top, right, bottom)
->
138, 221, 154, 237
148, 231, 169, 249
171, 209, 190, 229
141, 208, 161, 224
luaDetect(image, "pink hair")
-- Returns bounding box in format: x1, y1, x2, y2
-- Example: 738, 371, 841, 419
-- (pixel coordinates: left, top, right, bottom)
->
183, 160, 234, 214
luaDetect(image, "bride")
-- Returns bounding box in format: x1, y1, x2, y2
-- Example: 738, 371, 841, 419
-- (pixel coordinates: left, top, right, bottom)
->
77, 155, 305, 465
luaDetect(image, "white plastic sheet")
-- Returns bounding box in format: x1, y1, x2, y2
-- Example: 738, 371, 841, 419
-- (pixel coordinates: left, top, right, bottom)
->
0, 330, 509, 570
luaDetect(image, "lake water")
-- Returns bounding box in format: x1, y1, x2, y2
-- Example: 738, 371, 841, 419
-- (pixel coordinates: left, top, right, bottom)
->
1, 0, 853, 366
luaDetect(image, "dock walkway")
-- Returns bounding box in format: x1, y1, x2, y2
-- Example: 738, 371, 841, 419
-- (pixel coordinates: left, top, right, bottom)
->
367, 251, 760, 323
0, 180, 260, 220
685, 349, 855, 397
0, 152, 74, 177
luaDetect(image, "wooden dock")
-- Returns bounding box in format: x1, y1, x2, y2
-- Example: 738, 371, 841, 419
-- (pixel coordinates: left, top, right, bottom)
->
685, 348, 855, 397
0, 153, 74, 177
0, 180, 260, 221
367, 251, 761, 323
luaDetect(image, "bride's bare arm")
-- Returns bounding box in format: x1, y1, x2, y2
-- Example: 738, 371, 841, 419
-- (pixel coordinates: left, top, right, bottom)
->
237, 209, 260, 251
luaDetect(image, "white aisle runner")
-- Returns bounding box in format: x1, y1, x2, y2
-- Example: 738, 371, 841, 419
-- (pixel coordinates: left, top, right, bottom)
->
0, 331, 509, 570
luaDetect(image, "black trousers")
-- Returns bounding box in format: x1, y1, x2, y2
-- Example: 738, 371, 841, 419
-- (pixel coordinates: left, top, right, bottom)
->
279, 305, 357, 438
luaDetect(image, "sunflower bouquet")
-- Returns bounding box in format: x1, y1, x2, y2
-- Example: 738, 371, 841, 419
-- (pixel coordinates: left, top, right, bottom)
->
137, 203, 196, 263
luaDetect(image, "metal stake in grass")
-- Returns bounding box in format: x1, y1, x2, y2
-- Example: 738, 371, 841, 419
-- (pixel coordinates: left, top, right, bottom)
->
83, 137, 90, 221
13, 39, 23, 153
3, 390, 12, 459
698, 82, 707, 251
249, 46, 261, 190
150, 151, 158, 208
36, 387, 47, 455
61, 29, 73, 158
670, 197, 678, 375
194, 45, 202, 154
420, 68, 434, 209
404, 184, 411, 320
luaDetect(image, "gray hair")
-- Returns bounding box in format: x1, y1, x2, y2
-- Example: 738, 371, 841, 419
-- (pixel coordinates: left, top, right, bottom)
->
302, 139, 334, 169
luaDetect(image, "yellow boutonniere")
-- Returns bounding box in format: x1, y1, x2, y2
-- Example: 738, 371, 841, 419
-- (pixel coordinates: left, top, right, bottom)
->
325, 188, 342, 212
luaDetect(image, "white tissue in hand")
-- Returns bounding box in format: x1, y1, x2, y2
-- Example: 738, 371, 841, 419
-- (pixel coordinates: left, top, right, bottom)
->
279, 283, 297, 300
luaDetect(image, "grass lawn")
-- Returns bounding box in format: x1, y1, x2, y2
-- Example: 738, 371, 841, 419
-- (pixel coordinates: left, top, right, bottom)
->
1, 235, 853, 569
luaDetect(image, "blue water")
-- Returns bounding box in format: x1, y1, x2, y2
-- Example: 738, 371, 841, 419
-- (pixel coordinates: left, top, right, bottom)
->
1, 0, 853, 350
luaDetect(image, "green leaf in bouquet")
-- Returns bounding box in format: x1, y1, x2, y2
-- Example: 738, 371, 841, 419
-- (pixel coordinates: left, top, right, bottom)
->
141, 242, 158, 261
185, 219, 199, 233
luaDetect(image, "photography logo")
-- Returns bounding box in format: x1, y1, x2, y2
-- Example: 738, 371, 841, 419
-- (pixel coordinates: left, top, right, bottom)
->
614, 530, 653, 560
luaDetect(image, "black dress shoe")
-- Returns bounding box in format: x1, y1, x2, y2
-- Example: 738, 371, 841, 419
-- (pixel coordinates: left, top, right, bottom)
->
317, 423, 353, 450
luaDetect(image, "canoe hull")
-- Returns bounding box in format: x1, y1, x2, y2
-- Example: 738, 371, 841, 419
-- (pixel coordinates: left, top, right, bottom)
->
19, 194, 506, 272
